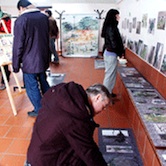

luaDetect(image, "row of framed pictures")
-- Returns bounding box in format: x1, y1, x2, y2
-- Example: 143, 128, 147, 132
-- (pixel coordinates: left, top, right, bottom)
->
125, 37, 166, 75
121, 11, 166, 35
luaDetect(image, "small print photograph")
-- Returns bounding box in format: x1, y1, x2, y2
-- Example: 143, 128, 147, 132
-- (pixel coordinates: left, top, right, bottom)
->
157, 150, 166, 166
137, 40, 144, 56
148, 18, 156, 34
129, 22, 132, 33
132, 17, 137, 29
135, 98, 147, 105
153, 42, 164, 69
131, 89, 158, 98
151, 98, 166, 105
157, 11, 166, 30
122, 18, 127, 29
143, 112, 166, 123
154, 123, 166, 139
125, 83, 144, 89
147, 46, 155, 64
134, 41, 138, 54
142, 13, 148, 28
148, 106, 166, 112
160, 54, 166, 75
140, 44, 148, 60
106, 145, 133, 153
136, 21, 141, 34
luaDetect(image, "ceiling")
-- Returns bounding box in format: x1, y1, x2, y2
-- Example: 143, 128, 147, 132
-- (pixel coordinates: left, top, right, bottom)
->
0, 0, 123, 7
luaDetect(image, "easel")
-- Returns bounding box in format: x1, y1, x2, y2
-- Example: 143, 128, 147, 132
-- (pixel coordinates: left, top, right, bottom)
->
0, 19, 22, 116
55, 10, 65, 56
94, 9, 105, 58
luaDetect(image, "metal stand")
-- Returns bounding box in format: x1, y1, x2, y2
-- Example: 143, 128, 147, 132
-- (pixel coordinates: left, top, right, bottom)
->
94, 9, 105, 58
55, 10, 65, 56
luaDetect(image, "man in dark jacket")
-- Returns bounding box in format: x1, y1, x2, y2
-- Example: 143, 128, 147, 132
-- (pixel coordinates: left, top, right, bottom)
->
26, 81, 111, 166
12, 0, 50, 117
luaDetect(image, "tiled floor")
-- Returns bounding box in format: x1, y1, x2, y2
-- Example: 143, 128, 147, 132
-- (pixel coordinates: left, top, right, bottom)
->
0, 56, 131, 166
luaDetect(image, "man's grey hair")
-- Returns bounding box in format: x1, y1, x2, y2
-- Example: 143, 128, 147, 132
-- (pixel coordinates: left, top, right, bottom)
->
86, 83, 111, 99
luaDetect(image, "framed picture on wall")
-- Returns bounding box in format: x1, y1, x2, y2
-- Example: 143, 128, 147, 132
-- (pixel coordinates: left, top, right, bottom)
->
160, 54, 166, 75
61, 14, 99, 57
153, 42, 164, 70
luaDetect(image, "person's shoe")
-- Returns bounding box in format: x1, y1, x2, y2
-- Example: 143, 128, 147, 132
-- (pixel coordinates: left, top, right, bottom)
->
0, 84, 6, 90
27, 111, 38, 117
111, 93, 117, 98
52, 61, 59, 65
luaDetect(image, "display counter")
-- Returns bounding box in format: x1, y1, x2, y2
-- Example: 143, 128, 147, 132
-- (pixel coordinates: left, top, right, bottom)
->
116, 48, 166, 166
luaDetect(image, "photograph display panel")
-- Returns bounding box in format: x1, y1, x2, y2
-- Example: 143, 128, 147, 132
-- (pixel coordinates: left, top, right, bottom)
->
98, 128, 143, 166
157, 150, 166, 165
61, 14, 99, 57
118, 66, 166, 147
118, 67, 153, 89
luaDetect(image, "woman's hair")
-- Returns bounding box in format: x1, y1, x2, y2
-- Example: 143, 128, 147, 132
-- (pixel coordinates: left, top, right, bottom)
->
45, 9, 52, 17
101, 9, 119, 38
86, 83, 111, 99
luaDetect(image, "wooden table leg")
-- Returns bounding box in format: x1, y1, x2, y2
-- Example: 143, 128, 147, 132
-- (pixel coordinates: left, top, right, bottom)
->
1, 65, 17, 116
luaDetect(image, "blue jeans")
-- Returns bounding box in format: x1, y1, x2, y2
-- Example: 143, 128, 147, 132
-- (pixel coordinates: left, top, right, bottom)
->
23, 72, 50, 113
50, 38, 59, 62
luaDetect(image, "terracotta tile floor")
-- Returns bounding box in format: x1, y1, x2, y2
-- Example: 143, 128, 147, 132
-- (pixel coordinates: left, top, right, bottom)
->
0, 56, 131, 166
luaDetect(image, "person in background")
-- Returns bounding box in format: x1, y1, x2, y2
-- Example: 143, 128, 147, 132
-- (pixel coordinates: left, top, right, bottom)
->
101, 9, 125, 97
0, 66, 11, 90
45, 9, 59, 64
12, 0, 50, 117
25, 81, 110, 166
0, 7, 11, 33
0, 7, 11, 90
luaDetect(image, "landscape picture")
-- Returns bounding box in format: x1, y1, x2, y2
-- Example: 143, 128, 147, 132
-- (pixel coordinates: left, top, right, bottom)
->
0, 34, 13, 65
61, 14, 99, 57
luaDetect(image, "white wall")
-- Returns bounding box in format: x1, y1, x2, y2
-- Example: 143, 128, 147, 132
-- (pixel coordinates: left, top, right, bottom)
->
1, 1, 118, 52
119, 0, 166, 56
51, 3, 117, 51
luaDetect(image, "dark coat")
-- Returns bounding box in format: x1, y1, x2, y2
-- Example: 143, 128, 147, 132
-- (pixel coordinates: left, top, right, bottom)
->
12, 9, 50, 73
49, 17, 59, 38
104, 25, 124, 57
27, 82, 107, 166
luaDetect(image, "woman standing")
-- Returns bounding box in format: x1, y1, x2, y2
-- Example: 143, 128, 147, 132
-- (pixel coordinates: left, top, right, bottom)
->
101, 9, 124, 97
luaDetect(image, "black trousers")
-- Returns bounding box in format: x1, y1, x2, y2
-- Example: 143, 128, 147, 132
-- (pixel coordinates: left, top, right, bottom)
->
1, 65, 11, 84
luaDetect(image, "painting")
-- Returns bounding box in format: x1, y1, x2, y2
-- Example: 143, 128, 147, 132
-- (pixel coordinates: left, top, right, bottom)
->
0, 34, 13, 65
146, 46, 155, 64
132, 17, 137, 29
142, 14, 148, 28
136, 21, 141, 34
153, 42, 164, 70
160, 54, 166, 75
61, 14, 99, 57
148, 18, 156, 34
140, 44, 148, 60
157, 11, 166, 30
